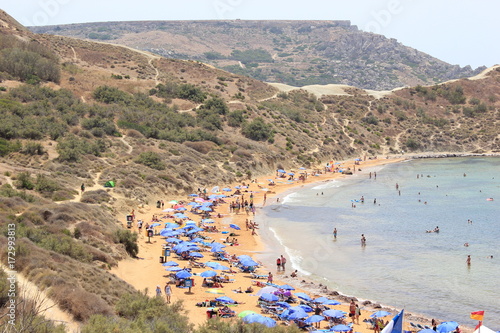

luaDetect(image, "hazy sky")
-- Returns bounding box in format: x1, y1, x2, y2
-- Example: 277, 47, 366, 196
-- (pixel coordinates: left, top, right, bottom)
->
2, 0, 499, 68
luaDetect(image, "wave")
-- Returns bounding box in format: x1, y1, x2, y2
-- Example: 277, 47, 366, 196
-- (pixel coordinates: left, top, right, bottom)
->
268, 227, 312, 276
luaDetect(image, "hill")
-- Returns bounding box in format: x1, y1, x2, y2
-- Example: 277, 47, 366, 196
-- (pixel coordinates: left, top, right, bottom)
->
0, 9, 498, 331
30, 20, 487, 90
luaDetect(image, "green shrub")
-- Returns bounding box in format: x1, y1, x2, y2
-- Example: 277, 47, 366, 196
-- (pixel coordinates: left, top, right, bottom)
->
227, 110, 245, 127
135, 151, 165, 170
93, 86, 132, 104
242, 117, 273, 141
15, 172, 35, 190
114, 230, 138, 257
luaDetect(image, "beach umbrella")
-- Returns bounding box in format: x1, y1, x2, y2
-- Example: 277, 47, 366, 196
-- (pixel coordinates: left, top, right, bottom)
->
371, 310, 391, 318
276, 301, 291, 308
229, 224, 241, 230
205, 289, 224, 294
297, 305, 313, 313
305, 315, 325, 323
330, 324, 352, 332
437, 322, 459, 333
238, 310, 257, 318
212, 264, 229, 271
162, 261, 179, 266
199, 206, 212, 212
202, 218, 215, 224
189, 252, 204, 258
200, 270, 218, 278
277, 169, 285, 173
166, 266, 183, 272
240, 259, 259, 266
168, 200, 178, 204
150, 223, 161, 228
190, 237, 203, 243
280, 284, 295, 290
175, 270, 192, 279
187, 201, 199, 206
259, 293, 279, 302
243, 313, 276, 327
222, 187, 232, 192
174, 213, 189, 219
215, 296, 235, 304
287, 308, 308, 320
323, 299, 341, 306
166, 238, 181, 244
256, 286, 278, 296
204, 262, 220, 269
323, 309, 345, 318
288, 172, 295, 176
294, 292, 312, 302
165, 222, 180, 228
313, 296, 329, 303
299, 167, 306, 170
162, 208, 175, 212
188, 193, 198, 197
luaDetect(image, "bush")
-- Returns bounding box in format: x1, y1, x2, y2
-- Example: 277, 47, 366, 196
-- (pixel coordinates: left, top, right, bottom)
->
22, 141, 45, 155
227, 110, 245, 127
242, 117, 273, 141
135, 151, 165, 170
35, 174, 60, 193
93, 86, 132, 104
114, 229, 138, 257
15, 172, 35, 190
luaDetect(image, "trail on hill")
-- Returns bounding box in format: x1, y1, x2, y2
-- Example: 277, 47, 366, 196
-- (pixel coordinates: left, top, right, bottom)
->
0, 264, 80, 333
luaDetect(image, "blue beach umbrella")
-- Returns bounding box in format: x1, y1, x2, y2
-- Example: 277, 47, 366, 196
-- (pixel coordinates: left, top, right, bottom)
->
176, 207, 187, 211
287, 308, 308, 320
188, 193, 198, 197
202, 218, 215, 223
200, 270, 218, 278
166, 266, 183, 272
305, 315, 325, 323
222, 187, 232, 192
162, 261, 178, 266
277, 169, 285, 173
188, 201, 199, 206
371, 311, 391, 318
212, 264, 229, 270
229, 224, 241, 230
323, 309, 345, 318
191, 237, 204, 243
323, 299, 341, 306
204, 262, 220, 269
276, 301, 291, 308
243, 313, 276, 327
215, 296, 235, 304
280, 284, 295, 290
259, 293, 279, 302
330, 324, 352, 332
199, 206, 212, 211
313, 296, 329, 303
190, 252, 204, 258
437, 322, 459, 333
175, 270, 192, 279
294, 292, 312, 302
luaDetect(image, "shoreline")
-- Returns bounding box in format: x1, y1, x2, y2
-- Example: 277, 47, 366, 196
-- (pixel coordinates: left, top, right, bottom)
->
109, 154, 488, 331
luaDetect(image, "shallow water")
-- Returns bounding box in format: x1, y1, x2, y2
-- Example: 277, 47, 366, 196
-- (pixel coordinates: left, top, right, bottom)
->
257, 157, 500, 329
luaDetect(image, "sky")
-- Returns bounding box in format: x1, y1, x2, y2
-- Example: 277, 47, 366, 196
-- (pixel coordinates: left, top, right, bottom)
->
2, 0, 499, 69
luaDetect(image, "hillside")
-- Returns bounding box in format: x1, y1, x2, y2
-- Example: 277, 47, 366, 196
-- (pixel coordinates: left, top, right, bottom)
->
0, 9, 499, 331
30, 20, 487, 90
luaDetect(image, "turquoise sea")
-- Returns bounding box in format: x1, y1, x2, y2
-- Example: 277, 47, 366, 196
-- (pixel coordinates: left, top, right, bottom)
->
257, 157, 500, 329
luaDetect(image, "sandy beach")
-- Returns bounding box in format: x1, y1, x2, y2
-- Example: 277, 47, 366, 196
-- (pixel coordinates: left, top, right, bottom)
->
111, 155, 453, 331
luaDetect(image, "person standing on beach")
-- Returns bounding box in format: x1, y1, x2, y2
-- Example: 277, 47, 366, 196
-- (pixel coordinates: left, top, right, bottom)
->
155, 285, 162, 297
349, 299, 356, 323
466, 255, 471, 266
276, 257, 281, 271
361, 234, 366, 246
164, 283, 172, 303
267, 272, 273, 283
281, 255, 287, 271
333, 228, 337, 239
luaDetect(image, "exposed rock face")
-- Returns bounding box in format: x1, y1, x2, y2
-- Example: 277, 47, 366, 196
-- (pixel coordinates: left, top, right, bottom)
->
30, 20, 485, 90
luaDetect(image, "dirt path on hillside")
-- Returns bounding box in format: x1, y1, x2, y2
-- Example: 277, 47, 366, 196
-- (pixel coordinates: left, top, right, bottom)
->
0, 264, 80, 332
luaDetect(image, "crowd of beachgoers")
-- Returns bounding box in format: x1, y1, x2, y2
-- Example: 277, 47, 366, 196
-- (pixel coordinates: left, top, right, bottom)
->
113, 156, 480, 332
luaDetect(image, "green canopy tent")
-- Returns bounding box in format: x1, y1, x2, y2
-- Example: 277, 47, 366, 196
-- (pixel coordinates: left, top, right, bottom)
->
104, 181, 115, 188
